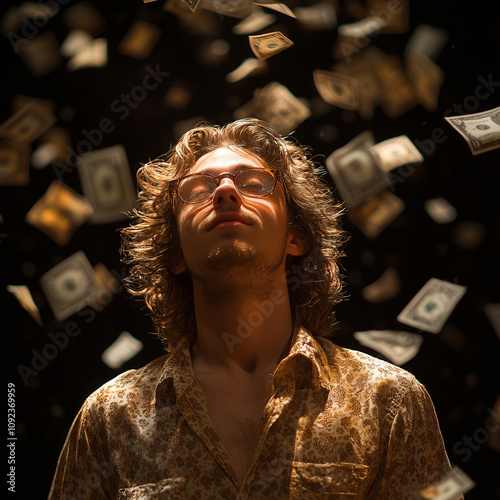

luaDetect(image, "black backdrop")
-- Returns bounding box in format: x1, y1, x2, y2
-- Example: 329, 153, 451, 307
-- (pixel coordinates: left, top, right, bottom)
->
1, 0, 500, 498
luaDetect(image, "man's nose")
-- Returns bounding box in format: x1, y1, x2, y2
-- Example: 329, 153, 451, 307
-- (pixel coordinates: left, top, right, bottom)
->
212, 178, 243, 207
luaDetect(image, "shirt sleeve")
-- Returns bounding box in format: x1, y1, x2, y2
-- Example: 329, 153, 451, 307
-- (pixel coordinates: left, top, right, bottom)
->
48, 397, 118, 500
368, 377, 464, 500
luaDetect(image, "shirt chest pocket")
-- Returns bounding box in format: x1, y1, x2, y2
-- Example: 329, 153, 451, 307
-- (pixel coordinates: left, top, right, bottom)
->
290, 462, 369, 499
118, 476, 187, 499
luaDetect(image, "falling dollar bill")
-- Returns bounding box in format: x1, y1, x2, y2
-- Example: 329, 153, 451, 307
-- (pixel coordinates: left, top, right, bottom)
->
424, 197, 457, 224
201, 0, 254, 18
226, 58, 268, 83
0, 141, 30, 185
419, 466, 475, 500
101, 331, 143, 369
118, 20, 162, 59
354, 330, 423, 365
25, 180, 94, 245
370, 135, 424, 171
77, 145, 137, 224
7, 285, 43, 327
361, 267, 401, 303
313, 69, 360, 110
397, 278, 467, 334
444, 105, 500, 155
295, 2, 337, 31
17, 31, 62, 77
405, 23, 449, 61
253, 1, 296, 18
0, 100, 57, 146
67, 38, 108, 71
40, 251, 101, 321
232, 8, 276, 34
248, 31, 294, 60
326, 131, 389, 207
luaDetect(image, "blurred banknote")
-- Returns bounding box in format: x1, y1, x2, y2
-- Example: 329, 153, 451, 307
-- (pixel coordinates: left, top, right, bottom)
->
226, 58, 267, 82
17, 31, 62, 77
354, 330, 423, 365
419, 466, 475, 500
444, 106, 500, 155
405, 23, 448, 61
0, 101, 57, 146
253, 1, 296, 18
77, 145, 137, 223
249, 31, 293, 60
367, 0, 409, 34
424, 197, 457, 224
201, 0, 254, 18
361, 267, 401, 303
118, 20, 162, 59
484, 303, 500, 341
295, 2, 337, 31
0, 141, 30, 185
314, 69, 359, 110
40, 251, 101, 321
370, 135, 423, 172
62, 2, 106, 35
326, 131, 388, 207
232, 8, 276, 34
67, 38, 108, 71
101, 331, 143, 369
12, 95, 56, 114
7, 285, 43, 327
337, 15, 385, 39
179, 0, 201, 12
348, 191, 405, 238
406, 53, 445, 112
88, 263, 121, 310
250, 82, 311, 135
60, 30, 94, 58
25, 180, 94, 245
397, 278, 466, 334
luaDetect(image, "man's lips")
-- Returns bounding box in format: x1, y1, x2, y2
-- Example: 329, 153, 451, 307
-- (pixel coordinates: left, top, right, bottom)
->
207, 213, 251, 231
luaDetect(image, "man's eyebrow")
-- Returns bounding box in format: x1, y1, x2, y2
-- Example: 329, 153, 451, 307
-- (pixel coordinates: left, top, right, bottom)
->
197, 163, 266, 174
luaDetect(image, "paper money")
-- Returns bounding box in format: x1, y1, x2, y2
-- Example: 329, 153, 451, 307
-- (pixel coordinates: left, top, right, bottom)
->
0, 141, 30, 185
313, 69, 360, 110
67, 38, 108, 71
62, 2, 106, 35
201, 0, 254, 18
424, 197, 457, 224
25, 180, 94, 246
88, 263, 121, 310
40, 251, 101, 321
77, 145, 137, 224
60, 30, 94, 58
367, 0, 409, 34
452, 220, 485, 250
337, 15, 385, 38
249, 31, 294, 60
102, 331, 144, 369
326, 131, 389, 207
251, 82, 311, 135
419, 466, 475, 500
232, 8, 276, 34
444, 106, 500, 155
348, 191, 405, 238
397, 278, 467, 334
17, 31, 62, 77
295, 2, 337, 31
226, 58, 268, 83
406, 52, 445, 112
361, 267, 401, 303
253, 1, 296, 18
354, 330, 423, 365
7, 285, 43, 327
12, 95, 56, 115
118, 20, 162, 59
370, 135, 424, 172
0, 101, 57, 146
179, 0, 201, 12
405, 24, 448, 61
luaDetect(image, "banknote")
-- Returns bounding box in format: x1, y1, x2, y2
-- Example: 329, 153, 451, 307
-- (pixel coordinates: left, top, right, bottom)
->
226, 58, 267, 83
347, 191, 405, 238
370, 135, 424, 172
354, 330, 423, 365
248, 31, 294, 60
326, 131, 389, 207
424, 197, 457, 224
253, 1, 296, 18
67, 38, 108, 71
0, 101, 57, 146
118, 20, 162, 59
361, 267, 401, 303
367, 0, 409, 34
397, 278, 467, 334
295, 2, 337, 31
232, 8, 276, 34
0, 141, 30, 185
337, 15, 385, 38
444, 106, 500, 155
313, 69, 360, 110
62, 1, 106, 35
40, 251, 101, 321
101, 331, 143, 369
7, 285, 43, 327
60, 30, 94, 58
17, 31, 62, 77
201, 0, 254, 18
419, 466, 475, 500
405, 23, 448, 61
406, 52, 445, 112
12, 95, 56, 114
25, 180, 94, 245
77, 145, 137, 223
252, 82, 311, 135
180, 0, 201, 12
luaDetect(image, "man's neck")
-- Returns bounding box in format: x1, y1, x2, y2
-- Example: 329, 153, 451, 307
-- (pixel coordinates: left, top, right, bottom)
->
190, 279, 294, 378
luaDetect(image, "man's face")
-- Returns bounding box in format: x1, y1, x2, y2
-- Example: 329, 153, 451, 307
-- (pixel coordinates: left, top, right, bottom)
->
173, 146, 299, 283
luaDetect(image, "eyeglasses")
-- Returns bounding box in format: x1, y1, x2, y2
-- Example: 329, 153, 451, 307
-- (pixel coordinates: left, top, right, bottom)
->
169, 168, 284, 205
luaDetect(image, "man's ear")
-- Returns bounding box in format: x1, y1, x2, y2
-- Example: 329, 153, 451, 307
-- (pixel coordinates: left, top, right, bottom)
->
167, 250, 187, 275
286, 229, 309, 257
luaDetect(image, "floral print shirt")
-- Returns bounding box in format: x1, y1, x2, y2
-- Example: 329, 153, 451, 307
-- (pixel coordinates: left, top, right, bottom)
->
49, 328, 459, 499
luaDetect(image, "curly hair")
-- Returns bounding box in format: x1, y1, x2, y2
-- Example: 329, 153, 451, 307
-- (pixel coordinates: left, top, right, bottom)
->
121, 118, 347, 351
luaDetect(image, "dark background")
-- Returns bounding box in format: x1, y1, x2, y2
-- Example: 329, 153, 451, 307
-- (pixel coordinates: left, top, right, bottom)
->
1, 0, 499, 498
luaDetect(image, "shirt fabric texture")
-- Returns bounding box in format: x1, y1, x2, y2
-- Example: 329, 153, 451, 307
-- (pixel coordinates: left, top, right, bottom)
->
49, 328, 460, 499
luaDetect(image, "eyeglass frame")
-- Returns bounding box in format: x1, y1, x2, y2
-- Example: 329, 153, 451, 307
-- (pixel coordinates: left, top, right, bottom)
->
169, 167, 287, 207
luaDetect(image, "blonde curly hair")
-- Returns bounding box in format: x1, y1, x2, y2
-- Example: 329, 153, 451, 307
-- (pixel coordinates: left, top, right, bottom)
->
121, 119, 346, 351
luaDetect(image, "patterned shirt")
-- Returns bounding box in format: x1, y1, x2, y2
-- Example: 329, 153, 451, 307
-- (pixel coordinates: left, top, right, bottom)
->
49, 328, 460, 499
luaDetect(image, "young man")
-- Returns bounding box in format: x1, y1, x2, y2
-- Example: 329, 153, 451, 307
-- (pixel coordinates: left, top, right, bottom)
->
49, 119, 460, 499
